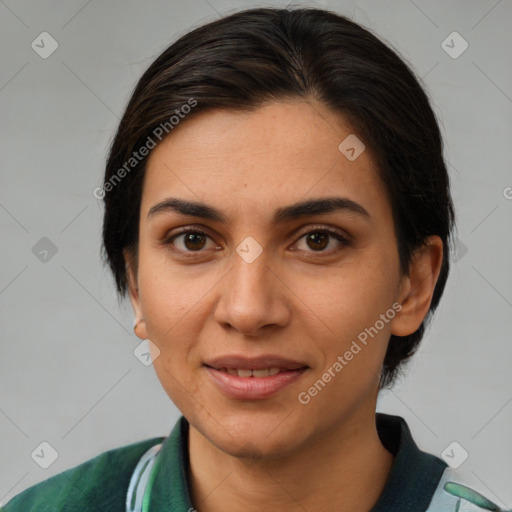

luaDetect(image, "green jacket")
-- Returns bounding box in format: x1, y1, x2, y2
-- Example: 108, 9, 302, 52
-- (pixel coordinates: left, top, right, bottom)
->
1, 413, 503, 511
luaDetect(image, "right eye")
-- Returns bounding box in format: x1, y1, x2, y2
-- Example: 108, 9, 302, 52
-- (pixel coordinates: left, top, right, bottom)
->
164, 228, 220, 254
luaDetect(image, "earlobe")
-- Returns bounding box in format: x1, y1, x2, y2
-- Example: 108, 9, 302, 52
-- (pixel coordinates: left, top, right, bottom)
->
133, 318, 147, 340
124, 249, 148, 340
390, 236, 444, 337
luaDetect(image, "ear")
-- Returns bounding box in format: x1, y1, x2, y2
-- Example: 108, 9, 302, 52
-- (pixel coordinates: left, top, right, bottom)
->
124, 249, 148, 340
390, 235, 444, 337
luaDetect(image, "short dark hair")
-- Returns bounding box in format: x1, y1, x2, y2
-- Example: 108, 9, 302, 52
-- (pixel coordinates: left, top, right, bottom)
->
101, 7, 455, 390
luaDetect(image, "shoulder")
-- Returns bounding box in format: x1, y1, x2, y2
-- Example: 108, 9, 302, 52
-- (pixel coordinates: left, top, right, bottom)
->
426, 466, 506, 512
1, 436, 165, 512
375, 413, 505, 512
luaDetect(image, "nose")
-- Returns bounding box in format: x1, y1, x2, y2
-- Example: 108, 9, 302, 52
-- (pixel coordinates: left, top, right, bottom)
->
213, 249, 291, 337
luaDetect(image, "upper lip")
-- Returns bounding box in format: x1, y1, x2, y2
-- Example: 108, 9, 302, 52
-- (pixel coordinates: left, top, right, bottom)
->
204, 355, 308, 371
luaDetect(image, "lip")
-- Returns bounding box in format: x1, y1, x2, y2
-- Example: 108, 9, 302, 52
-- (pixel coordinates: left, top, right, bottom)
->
204, 355, 307, 371
204, 355, 309, 400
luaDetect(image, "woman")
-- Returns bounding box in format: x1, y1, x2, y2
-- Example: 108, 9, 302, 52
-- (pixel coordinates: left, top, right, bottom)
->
2, 7, 505, 512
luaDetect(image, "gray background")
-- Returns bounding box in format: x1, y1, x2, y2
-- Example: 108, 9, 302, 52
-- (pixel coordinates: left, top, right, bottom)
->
1, 0, 511, 507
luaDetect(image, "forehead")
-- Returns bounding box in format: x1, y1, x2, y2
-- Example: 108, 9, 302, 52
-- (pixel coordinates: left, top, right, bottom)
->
141, 100, 389, 221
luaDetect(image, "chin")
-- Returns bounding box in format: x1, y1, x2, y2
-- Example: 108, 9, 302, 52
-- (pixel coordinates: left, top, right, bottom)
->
217, 430, 304, 461
196, 406, 311, 460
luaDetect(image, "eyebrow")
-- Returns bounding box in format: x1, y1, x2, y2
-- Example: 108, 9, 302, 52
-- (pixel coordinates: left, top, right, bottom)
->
146, 196, 370, 224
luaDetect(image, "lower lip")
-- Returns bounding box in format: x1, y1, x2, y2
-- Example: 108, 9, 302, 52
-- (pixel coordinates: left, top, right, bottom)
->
205, 366, 307, 400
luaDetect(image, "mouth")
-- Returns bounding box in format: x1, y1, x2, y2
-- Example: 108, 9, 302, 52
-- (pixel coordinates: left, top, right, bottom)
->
203, 356, 309, 400
211, 367, 290, 377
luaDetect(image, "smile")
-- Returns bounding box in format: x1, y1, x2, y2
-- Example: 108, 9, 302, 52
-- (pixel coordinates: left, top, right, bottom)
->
216, 368, 283, 377
203, 356, 309, 400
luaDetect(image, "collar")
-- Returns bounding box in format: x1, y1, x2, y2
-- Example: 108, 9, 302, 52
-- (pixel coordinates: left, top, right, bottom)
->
148, 413, 447, 511
370, 413, 447, 511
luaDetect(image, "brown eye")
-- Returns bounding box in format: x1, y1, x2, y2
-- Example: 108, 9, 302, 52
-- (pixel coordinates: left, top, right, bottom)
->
182, 232, 207, 251
293, 228, 350, 254
305, 232, 329, 251
165, 229, 217, 253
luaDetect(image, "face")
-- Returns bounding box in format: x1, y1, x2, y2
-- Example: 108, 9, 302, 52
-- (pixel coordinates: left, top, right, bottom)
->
126, 99, 428, 458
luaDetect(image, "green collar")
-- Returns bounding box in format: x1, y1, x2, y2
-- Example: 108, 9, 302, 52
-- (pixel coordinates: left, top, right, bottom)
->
147, 413, 447, 511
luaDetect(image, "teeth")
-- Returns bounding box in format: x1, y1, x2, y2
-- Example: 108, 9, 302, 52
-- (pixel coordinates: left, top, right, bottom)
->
218, 367, 283, 377
252, 369, 269, 378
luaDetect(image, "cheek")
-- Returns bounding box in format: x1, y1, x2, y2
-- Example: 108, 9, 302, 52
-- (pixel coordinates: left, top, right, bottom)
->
304, 255, 399, 381
137, 243, 208, 329
310, 259, 399, 335
143, 286, 206, 412
135, 250, 204, 371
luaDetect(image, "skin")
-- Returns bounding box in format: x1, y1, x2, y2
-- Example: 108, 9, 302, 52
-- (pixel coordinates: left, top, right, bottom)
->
126, 99, 443, 512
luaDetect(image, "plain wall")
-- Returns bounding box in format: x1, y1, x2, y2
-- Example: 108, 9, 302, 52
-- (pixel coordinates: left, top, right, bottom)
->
1, 0, 511, 507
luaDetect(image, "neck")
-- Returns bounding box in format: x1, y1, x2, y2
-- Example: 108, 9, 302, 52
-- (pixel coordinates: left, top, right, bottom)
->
187, 404, 394, 512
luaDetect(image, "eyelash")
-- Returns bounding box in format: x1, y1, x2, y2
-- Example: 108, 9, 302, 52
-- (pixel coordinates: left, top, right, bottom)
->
163, 225, 352, 257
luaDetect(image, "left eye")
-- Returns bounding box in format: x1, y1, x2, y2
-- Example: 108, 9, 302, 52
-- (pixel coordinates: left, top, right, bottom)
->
293, 229, 350, 253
